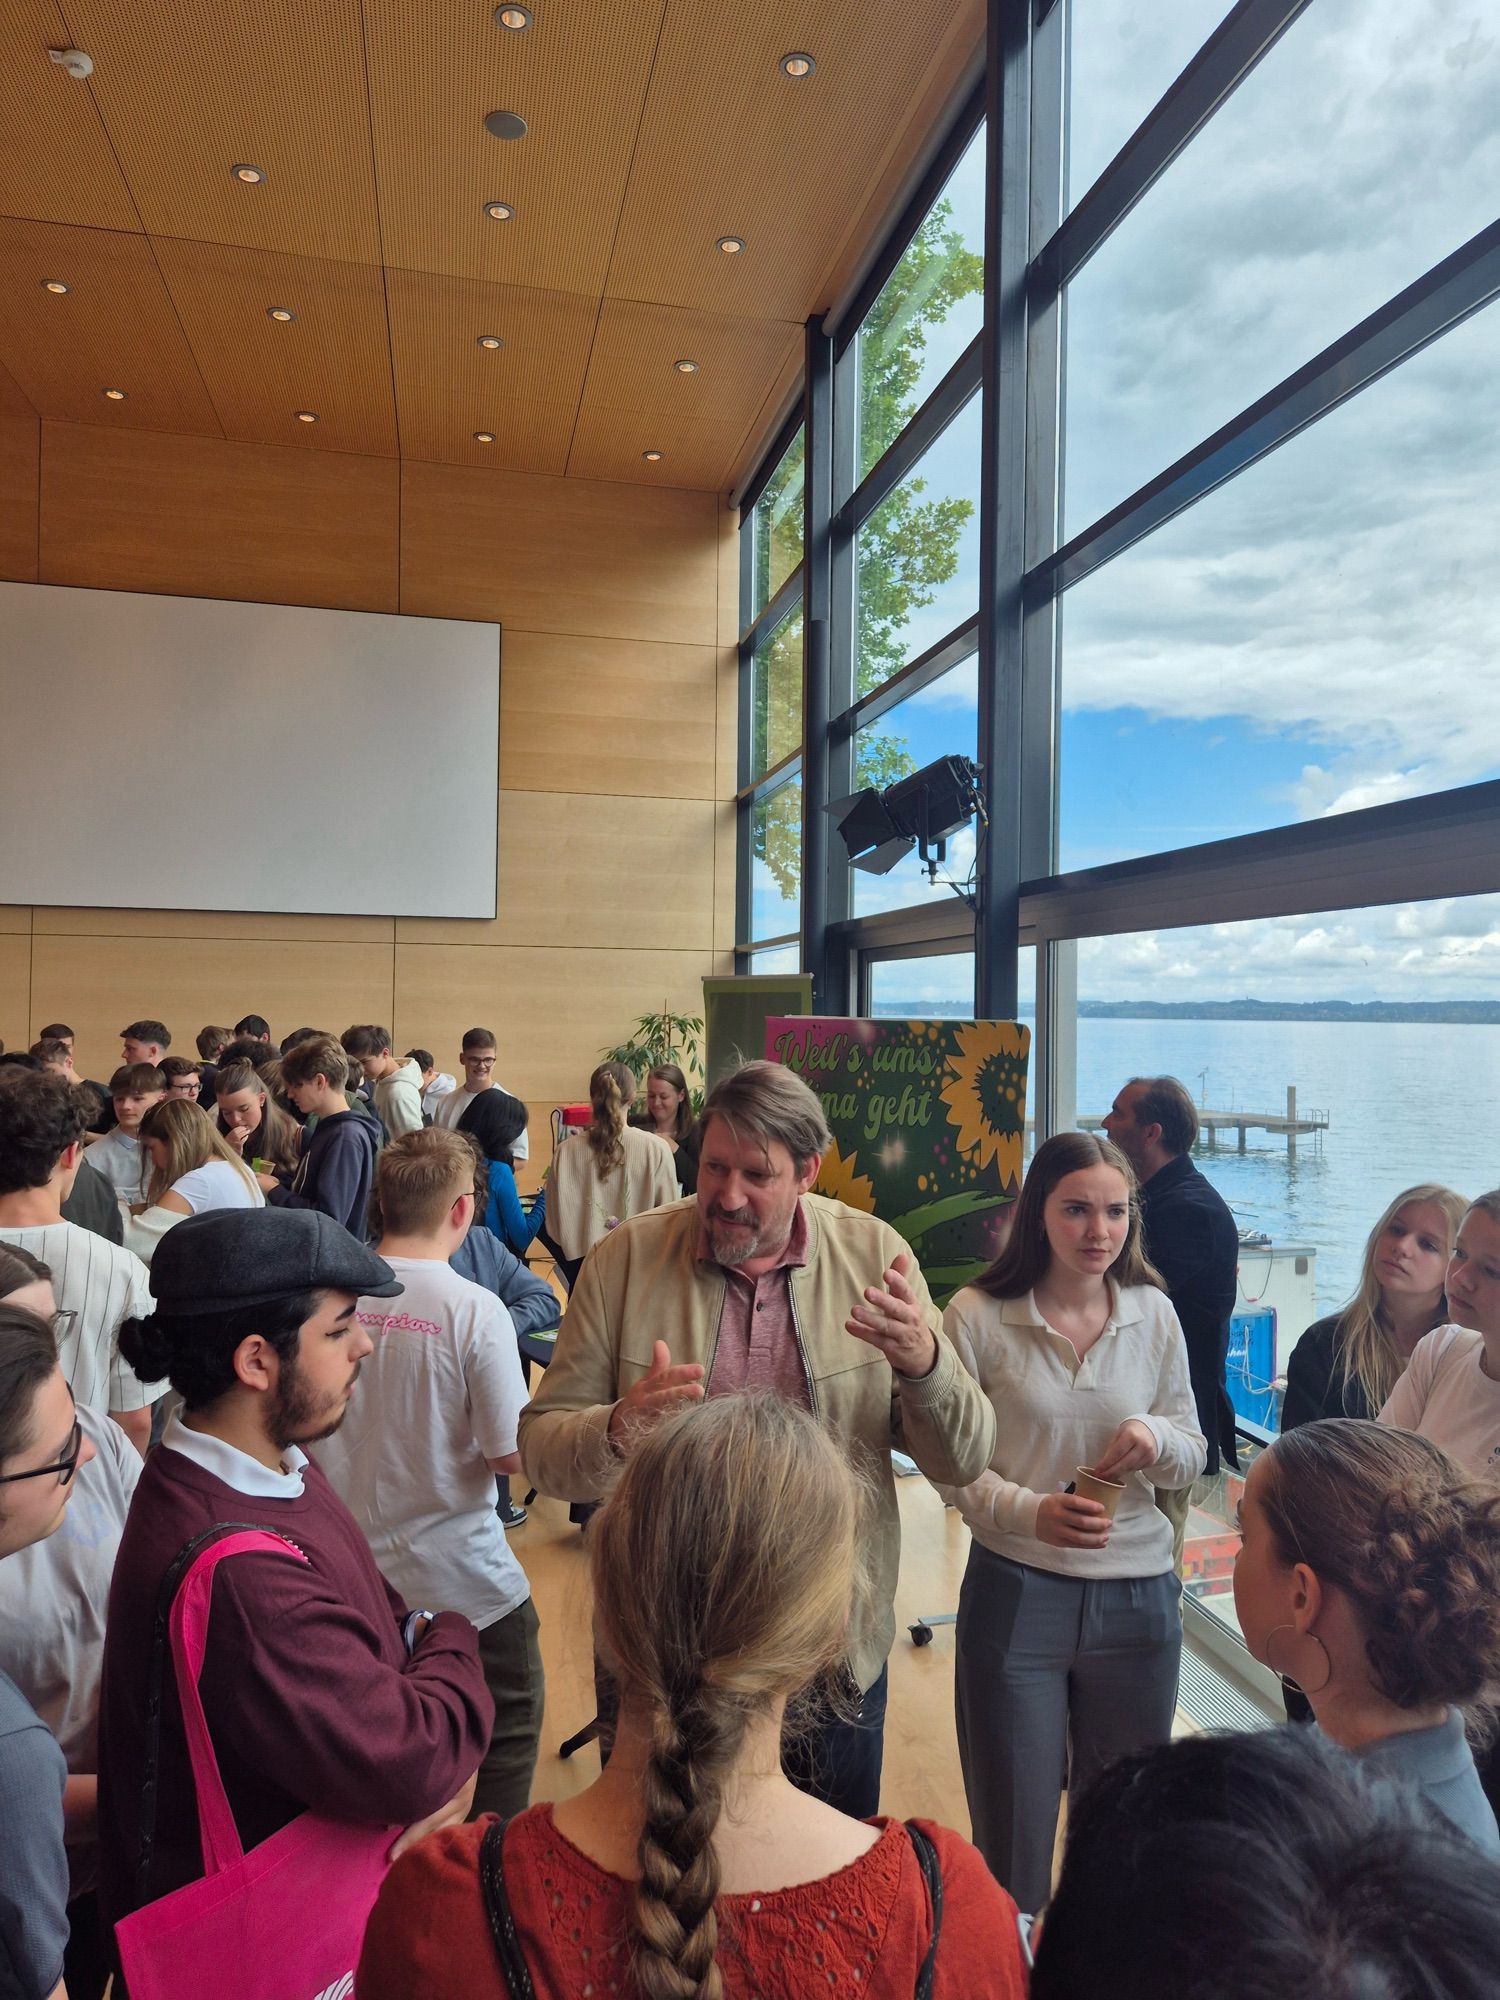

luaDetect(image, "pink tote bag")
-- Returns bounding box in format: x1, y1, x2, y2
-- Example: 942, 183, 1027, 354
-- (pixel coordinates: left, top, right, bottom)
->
114, 1528, 395, 2000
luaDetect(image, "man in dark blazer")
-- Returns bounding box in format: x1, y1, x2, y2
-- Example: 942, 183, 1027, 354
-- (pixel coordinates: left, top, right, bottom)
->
1103, 1075, 1239, 1562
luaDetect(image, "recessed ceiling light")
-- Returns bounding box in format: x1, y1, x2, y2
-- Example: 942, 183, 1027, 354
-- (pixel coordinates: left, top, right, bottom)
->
483, 109, 528, 141
716, 235, 745, 255
673, 358, 699, 373
102, 387, 127, 401
495, 4, 532, 26
474, 431, 496, 443
267, 306, 295, 322
642, 449, 663, 462
231, 163, 267, 185
295, 410, 318, 423
42, 280, 70, 295
483, 200, 516, 221
781, 51, 816, 78
477, 334, 504, 350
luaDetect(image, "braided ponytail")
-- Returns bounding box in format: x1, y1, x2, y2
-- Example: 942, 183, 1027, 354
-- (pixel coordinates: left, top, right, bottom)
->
587, 1060, 633, 1175
1260, 1418, 1500, 1709
590, 1396, 867, 2000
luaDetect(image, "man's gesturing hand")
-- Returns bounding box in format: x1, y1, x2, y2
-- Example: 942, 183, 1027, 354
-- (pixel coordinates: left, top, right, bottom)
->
845, 1251, 938, 1379
607, 1338, 706, 1447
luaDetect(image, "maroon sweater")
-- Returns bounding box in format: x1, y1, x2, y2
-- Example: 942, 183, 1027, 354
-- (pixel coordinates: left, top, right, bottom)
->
98, 1442, 492, 1930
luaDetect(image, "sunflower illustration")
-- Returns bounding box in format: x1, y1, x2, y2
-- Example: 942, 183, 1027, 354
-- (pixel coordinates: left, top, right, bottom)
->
938, 1022, 1030, 1188
814, 1135, 877, 1213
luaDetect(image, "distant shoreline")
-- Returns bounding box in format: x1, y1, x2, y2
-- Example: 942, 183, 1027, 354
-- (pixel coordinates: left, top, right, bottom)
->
1075, 1001, 1500, 1024
871, 1001, 1500, 1024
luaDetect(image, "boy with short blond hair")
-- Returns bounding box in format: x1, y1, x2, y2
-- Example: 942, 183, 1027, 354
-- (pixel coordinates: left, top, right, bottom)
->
314, 1127, 540, 1818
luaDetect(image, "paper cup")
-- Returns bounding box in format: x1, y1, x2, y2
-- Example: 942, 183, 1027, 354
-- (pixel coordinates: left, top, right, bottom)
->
1074, 1466, 1126, 1520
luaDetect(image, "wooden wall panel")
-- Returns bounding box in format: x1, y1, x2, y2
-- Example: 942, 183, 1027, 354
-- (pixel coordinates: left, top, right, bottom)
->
400, 460, 718, 645
393, 943, 713, 1110
29, 935, 397, 1087
31, 909, 394, 945
398, 793, 716, 952
498, 631, 718, 799
0, 934, 31, 1055
39, 424, 400, 611
0, 411, 39, 581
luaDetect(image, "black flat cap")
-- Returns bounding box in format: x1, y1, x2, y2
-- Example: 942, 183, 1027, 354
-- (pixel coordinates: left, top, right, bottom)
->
147, 1208, 403, 1316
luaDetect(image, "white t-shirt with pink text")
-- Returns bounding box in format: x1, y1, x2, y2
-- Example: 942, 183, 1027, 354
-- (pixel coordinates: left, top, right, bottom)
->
313, 1257, 530, 1629
1379, 1323, 1500, 1483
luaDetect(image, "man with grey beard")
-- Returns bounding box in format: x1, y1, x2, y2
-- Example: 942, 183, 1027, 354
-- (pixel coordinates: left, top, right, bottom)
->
519, 1058, 994, 1816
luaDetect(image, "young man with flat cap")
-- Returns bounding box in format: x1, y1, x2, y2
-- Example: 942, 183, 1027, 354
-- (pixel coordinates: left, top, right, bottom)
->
97, 1208, 493, 1940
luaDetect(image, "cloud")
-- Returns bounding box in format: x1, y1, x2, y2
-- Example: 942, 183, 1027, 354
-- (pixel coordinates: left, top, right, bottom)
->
1057, 3, 1500, 822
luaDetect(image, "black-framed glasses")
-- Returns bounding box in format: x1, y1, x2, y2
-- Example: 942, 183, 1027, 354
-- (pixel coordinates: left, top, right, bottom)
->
0, 1416, 84, 1486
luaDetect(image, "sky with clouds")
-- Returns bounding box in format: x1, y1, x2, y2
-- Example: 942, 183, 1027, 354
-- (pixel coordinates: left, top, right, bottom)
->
755, 1, 1500, 1009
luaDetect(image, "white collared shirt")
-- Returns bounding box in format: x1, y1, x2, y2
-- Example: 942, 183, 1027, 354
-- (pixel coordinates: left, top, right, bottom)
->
161, 1410, 308, 1498
936, 1280, 1206, 1578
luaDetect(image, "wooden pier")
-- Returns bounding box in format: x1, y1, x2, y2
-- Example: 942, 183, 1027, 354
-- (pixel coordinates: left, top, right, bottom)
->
1073, 1087, 1329, 1157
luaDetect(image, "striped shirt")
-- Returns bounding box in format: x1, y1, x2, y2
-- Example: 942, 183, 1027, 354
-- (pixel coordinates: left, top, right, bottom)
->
0, 1221, 156, 1413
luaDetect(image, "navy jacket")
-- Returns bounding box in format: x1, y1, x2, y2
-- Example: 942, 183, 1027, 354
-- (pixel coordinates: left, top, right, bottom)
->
450, 1226, 560, 1341
269, 1109, 380, 1241
1138, 1153, 1240, 1474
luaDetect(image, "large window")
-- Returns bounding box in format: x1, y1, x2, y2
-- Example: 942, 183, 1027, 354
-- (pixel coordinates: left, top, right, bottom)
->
1063, 0, 1500, 534
852, 658, 979, 917
854, 121, 985, 482
749, 604, 803, 781
748, 773, 802, 943
750, 428, 805, 620
1058, 298, 1500, 870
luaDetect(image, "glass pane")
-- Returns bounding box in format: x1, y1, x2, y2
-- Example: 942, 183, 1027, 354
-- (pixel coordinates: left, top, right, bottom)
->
1063, 0, 1500, 533
855, 122, 986, 483
1061, 892, 1500, 1337
855, 397, 980, 699
746, 943, 801, 975
1058, 302, 1500, 872
1066, 0, 1234, 207
750, 604, 803, 779
749, 773, 801, 941
851, 657, 979, 918
868, 952, 976, 1018
751, 428, 805, 617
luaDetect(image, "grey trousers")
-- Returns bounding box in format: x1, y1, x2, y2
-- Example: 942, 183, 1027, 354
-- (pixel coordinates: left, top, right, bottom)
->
954, 1543, 1182, 1911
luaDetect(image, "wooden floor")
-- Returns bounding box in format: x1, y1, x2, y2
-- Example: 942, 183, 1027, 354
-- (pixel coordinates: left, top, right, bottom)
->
519, 1468, 976, 1830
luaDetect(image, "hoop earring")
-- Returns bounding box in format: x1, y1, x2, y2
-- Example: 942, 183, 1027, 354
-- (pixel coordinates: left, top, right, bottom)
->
1264, 1623, 1332, 1697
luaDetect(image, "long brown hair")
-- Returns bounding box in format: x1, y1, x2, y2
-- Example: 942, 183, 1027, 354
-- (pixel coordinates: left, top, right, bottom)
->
586, 1060, 634, 1176
1260, 1419, 1500, 1710
972, 1130, 1161, 1299
645, 1063, 695, 1146
590, 1396, 866, 2000
212, 1058, 300, 1174
1334, 1183, 1467, 1413
140, 1097, 258, 1206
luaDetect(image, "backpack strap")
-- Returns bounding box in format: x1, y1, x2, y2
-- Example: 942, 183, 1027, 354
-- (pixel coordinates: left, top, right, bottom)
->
480, 1816, 537, 2000
905, 1820, 944, 2000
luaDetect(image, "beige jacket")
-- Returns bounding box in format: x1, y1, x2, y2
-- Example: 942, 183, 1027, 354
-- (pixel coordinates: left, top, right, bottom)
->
544, 1124, 678, 1260
517, 1192, 997, 1690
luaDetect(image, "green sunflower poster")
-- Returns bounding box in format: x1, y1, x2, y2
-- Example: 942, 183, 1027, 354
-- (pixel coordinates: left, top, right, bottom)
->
765, 1016, 1031, 1307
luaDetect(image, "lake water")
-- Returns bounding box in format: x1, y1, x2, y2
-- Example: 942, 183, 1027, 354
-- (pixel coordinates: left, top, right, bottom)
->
1063, 1018, 1500, 1311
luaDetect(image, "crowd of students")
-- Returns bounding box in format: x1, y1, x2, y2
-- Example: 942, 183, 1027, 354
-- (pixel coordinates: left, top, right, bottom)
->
0, 1015, 1498, 2000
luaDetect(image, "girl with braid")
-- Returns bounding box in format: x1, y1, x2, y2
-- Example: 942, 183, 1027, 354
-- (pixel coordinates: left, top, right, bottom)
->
1234, 1418, 1500, 1850
358, 1394, 1027, 1999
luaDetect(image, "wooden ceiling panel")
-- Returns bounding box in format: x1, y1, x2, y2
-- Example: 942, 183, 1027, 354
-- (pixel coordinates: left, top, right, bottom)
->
605, 0, 981, 320
60, 0, 381, 262
0, 0, 141, 229
152, 238, 397, 456
567, 302, 800, 489
384, 265, 596, 474
363, 0, 662, 294
0, 219, 222, 435
0, 360, 36, 418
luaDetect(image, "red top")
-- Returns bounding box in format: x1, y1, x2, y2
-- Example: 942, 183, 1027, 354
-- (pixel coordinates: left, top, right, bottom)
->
356, 1804, 1027, 2000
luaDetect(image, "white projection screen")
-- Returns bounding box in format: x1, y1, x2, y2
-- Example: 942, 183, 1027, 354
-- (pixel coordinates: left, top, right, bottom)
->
0, 582, 499, 918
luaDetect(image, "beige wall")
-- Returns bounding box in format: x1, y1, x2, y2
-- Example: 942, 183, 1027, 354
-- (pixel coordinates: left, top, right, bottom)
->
0, 413, 739, 1183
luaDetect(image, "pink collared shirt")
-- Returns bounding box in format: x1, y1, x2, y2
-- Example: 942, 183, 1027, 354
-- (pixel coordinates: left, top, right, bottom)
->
701, 1201, 812, 1408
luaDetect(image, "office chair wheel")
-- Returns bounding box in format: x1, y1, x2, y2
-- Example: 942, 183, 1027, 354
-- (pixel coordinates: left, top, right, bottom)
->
910, 1621, 934, 1647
